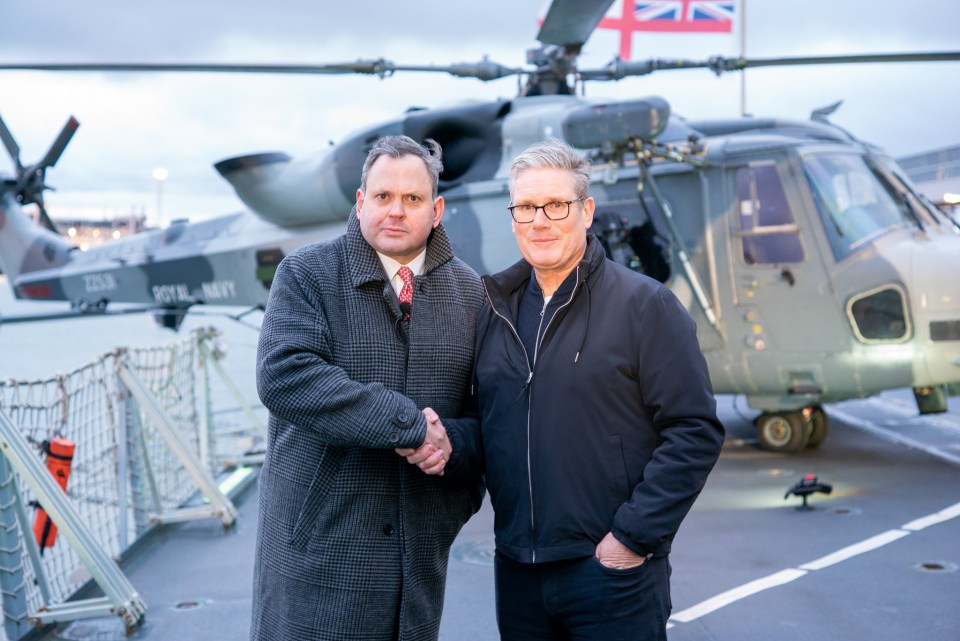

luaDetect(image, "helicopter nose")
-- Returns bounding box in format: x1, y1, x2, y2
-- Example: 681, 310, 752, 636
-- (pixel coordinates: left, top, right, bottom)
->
911, 234, 960, 381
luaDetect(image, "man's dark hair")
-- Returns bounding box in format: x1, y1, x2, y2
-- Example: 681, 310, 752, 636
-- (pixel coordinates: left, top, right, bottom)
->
360, 135, 444, 198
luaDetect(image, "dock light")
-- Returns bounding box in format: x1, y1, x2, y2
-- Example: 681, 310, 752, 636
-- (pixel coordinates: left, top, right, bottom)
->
152, 167, 169, 227
943, 193, 960, 205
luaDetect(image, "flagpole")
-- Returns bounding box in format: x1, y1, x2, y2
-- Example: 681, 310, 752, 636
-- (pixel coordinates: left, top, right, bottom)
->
739, 0, 747, 115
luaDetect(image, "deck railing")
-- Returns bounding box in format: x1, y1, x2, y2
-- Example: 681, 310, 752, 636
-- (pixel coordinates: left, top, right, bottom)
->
0, 327, 263, 640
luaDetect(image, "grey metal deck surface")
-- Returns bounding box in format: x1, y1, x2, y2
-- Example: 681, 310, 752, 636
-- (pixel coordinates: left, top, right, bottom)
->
36, 392, 960, 641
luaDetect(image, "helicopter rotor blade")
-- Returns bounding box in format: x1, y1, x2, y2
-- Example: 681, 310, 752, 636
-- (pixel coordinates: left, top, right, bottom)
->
0, 61, 394, 75
39, 116, 79, 169
0, 114, 22, 169
721, 51, 960, 72
581, 51, 960, 81
33, 194, 59, 233
0, 59, 523, 82
1, 116, 79, 228
537, 0, 616, 50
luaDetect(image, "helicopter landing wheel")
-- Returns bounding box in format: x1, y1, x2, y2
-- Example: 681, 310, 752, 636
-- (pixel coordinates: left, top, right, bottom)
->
806, 406, 830, 449
755, 411, 811, 453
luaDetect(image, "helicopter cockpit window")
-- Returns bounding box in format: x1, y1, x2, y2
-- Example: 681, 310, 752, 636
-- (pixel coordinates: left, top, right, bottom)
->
736, 164, 804, 265
847, 285, 910, 343
802, 153, 912, 261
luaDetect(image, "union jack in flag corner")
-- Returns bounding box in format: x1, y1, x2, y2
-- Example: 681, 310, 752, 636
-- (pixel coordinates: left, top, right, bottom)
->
599, 0, 736, 59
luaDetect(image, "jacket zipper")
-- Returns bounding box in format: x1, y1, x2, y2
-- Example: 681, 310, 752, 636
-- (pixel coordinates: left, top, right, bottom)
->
525, 300, 548, 555
483, 270, 582, 564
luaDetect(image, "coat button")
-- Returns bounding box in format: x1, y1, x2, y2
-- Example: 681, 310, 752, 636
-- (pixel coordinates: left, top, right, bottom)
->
397, 412, 409, 423
383, 524, 395, 536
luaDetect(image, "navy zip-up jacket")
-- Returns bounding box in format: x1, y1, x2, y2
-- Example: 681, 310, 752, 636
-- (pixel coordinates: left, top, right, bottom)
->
447, 235, 724, 563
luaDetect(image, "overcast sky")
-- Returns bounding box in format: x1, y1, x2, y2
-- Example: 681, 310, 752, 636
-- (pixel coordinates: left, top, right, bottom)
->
0, 0, 957, 224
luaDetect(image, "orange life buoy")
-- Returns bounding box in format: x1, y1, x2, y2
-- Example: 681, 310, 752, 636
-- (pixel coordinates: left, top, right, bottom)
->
32, 437, 75, 555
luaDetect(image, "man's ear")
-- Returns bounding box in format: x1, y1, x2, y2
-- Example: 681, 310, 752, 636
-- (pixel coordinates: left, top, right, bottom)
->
432, 196, 445, 228
582, 197, 596, 229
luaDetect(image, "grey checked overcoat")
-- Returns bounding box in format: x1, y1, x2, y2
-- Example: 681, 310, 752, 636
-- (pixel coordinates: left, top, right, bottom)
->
250, 214, 485, 641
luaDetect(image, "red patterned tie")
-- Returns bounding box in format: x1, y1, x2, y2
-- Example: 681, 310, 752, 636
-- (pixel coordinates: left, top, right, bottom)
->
398, 266, 414, 314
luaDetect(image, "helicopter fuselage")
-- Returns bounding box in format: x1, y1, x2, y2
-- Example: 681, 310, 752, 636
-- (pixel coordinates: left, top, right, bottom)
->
1, 93, 959, 452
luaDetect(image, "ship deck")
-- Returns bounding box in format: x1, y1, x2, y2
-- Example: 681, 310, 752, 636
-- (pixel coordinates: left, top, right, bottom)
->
31, 391, 960, 641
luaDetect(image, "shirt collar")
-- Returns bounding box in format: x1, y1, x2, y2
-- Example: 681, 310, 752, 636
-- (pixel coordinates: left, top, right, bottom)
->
376, 249, 427, 282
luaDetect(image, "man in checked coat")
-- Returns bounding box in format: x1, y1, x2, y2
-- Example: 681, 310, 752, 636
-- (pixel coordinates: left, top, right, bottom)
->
251, 135, 484, 641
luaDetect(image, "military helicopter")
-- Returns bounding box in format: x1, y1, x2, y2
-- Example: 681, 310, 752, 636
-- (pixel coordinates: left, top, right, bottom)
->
2, 0, 960, 453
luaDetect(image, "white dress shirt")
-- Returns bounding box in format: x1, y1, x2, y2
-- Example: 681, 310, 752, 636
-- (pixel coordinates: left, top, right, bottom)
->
376, 250, 427, 297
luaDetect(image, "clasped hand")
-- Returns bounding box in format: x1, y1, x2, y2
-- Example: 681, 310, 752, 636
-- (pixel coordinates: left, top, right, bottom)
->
395, 407, 450, 476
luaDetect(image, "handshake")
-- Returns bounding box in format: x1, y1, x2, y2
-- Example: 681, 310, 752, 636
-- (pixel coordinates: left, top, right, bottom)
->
395, 407, 449, 476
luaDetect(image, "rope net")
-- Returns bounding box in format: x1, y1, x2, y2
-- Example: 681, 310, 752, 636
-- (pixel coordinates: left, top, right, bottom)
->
0, 327, 252, 622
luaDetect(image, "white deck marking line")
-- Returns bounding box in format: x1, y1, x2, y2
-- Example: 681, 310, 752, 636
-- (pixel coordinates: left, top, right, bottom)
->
902, 501, 960, 531
670, 569, 807, 623
670, 499, 960, 626
798, 529, 910, 571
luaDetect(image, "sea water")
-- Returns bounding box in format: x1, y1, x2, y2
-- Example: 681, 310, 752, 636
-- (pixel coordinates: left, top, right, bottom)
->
0, 275, 262, 404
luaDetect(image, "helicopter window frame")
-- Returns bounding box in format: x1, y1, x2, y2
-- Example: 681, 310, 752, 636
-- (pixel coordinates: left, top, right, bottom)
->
872, 154, 953, 229
845, 283, 912, 344
734, 161, 806, 266
800, 151, 915, 261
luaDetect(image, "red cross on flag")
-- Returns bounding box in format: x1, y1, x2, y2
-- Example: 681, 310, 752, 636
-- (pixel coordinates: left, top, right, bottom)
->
598, 1, 736, 60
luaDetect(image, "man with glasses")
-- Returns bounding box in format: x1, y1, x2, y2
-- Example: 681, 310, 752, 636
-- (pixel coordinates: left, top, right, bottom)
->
402, 138, 724, 640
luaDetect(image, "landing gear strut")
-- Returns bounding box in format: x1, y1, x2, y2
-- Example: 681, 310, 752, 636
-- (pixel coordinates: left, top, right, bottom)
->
913, 385, 948, 414
755, 406, 831, 453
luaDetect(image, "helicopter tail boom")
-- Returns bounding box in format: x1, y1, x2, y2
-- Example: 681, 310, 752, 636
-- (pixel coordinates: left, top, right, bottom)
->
0, 188, 74, 289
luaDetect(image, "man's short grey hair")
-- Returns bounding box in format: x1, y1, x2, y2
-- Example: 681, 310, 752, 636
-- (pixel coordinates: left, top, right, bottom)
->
509, 138, 592, 200
360, 135, 444, 198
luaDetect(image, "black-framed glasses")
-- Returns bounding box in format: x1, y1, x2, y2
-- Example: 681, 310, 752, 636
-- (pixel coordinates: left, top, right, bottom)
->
507, 197, 585, 223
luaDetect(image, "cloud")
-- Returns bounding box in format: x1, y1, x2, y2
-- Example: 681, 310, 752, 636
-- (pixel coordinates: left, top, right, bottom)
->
0, 0, 957, 221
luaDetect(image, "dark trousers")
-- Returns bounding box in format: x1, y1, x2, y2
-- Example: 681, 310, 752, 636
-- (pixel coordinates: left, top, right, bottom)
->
494, 552, 671, 641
